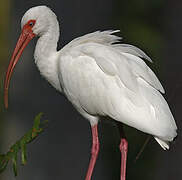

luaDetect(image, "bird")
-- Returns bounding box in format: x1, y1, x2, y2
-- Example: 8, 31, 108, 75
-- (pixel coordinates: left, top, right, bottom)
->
4, 6, 177, 180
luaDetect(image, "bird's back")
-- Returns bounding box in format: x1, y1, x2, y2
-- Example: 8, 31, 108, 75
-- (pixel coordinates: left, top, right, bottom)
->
58, 30, 177, 149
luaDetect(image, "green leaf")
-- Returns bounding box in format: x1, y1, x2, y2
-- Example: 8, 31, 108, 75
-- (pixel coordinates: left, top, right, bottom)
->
21, 143, 27, 165
34, 112, 43, 130
12, 153, 17, 176
0, 113, 48, 176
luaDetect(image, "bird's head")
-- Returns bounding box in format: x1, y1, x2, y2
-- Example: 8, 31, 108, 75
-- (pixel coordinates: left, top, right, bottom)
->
4, 6, 55, 108
21, 6, 56, 36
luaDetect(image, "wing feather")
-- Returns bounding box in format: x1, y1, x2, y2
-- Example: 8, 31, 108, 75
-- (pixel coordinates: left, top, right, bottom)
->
62, 30, 121, 52
81, 43, 138, 93
122, 53, 165, 93
113, 43, 152, 62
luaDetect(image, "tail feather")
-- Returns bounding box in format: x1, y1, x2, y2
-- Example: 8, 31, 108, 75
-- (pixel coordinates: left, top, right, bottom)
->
154, 137, 169, 150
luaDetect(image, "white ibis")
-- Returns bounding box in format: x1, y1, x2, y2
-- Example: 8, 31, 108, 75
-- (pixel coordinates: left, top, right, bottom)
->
4, 6, 177, 180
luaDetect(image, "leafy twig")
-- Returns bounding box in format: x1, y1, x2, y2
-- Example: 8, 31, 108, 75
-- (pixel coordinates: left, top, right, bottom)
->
0, 112, 48, 176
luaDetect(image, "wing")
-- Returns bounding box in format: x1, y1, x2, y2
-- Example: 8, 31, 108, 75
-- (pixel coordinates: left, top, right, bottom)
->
81, 42, 164, 94
59, 30, 177, 145
62, 30, 163, 93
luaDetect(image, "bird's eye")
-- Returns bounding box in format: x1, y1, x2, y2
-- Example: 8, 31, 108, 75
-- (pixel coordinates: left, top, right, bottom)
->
26, 20, 36, 28
29, 22, 34, 26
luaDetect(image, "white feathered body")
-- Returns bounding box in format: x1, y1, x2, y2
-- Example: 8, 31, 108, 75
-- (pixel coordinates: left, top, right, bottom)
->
51, 31, 176, 150
29, 6, 177, 150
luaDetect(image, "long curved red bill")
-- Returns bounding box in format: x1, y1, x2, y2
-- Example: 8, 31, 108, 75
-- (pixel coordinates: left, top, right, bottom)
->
4, 27, 35, 108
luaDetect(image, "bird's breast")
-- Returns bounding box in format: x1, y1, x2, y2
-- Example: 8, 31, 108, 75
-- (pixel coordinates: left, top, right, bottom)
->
35, 52, 62, 92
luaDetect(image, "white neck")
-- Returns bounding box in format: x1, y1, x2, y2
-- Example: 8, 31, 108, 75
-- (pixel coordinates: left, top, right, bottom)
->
34, 18, 62, 91
34, 15, 60, 60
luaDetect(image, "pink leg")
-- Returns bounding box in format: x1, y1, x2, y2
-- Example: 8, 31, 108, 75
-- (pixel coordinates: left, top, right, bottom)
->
119, 138, 128, 180
85, 124, 99, 180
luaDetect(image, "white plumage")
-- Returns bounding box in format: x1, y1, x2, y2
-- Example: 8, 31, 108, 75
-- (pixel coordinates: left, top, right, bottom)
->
21, 6, 177, 150
59, 32, 177, 149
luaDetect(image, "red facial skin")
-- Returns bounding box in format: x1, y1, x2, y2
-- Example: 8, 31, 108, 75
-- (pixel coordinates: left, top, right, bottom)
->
4, 20, 36, 108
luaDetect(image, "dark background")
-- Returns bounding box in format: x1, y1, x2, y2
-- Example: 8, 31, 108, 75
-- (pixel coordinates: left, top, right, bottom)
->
0, 0, 181, 180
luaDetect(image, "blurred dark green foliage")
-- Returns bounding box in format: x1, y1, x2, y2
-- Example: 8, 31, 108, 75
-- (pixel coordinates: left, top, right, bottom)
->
114, 0, 164, 72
